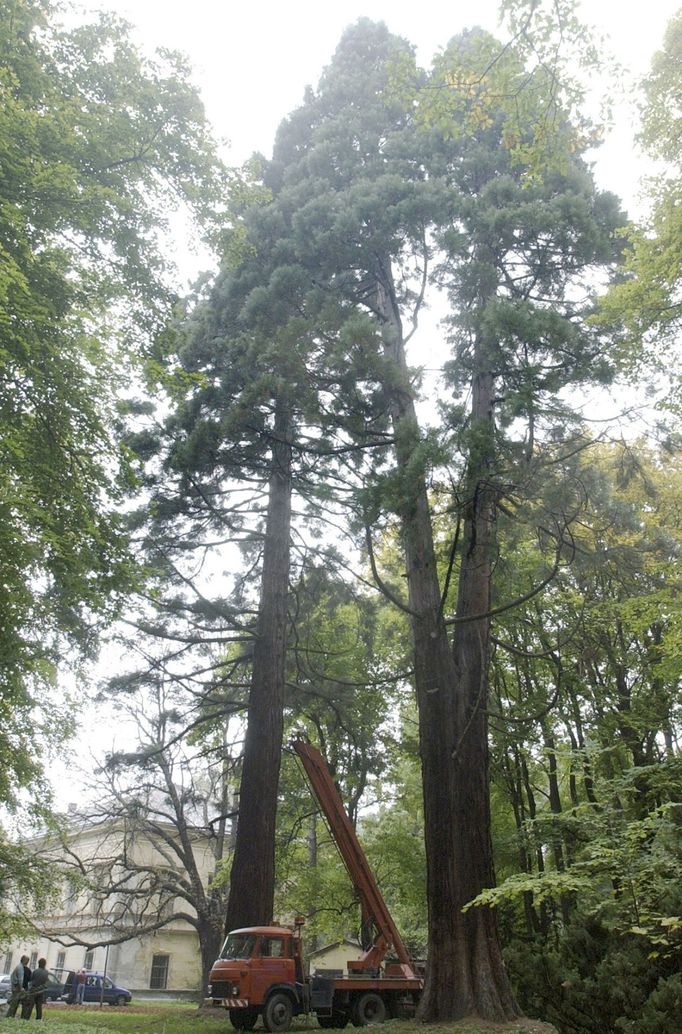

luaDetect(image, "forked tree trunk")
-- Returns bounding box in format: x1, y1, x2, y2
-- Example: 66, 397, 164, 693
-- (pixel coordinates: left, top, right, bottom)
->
434, 360, 517, 1019
199, 915, 227, 1001
225, 400, 293, 931
377, 279, 518, 1020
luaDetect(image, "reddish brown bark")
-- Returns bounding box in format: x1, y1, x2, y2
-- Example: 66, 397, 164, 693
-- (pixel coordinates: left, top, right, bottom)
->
377, 279, 518, 1020
225, 401, 293, 931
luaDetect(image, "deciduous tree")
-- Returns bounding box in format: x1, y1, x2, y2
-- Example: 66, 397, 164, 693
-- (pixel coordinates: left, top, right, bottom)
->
0, 0, 227, 802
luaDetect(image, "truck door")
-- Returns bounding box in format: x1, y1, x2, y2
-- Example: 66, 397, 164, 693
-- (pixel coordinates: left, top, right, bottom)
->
250, 936, 294, 1002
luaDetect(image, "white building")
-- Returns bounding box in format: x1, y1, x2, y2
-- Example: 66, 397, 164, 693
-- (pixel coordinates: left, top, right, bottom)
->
1, 812, 223, 995
305, 938, 363, 975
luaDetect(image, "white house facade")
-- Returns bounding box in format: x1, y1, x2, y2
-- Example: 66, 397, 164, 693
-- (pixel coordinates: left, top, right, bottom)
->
1, 812, 222, 995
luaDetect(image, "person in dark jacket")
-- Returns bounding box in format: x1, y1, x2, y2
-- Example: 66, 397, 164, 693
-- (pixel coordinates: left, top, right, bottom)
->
21, 959, 48, 1020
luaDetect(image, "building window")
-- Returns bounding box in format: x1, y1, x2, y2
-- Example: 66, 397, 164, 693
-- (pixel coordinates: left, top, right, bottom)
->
150, 954, 169, 990
56, 951, 66, 977
29, 952, 38, 970
84, 949, 95, 970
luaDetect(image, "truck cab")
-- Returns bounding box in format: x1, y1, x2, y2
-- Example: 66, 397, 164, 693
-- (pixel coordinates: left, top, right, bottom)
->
208, 926, 306, 1031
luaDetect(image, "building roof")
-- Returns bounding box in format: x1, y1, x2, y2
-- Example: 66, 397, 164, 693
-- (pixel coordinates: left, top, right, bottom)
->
305, 938, 361, 958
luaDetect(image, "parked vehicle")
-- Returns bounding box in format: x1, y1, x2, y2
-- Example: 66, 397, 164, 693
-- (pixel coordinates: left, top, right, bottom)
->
63, 971, 131, 1006
43, 974, 66, 1001
208, 740, 423, 1032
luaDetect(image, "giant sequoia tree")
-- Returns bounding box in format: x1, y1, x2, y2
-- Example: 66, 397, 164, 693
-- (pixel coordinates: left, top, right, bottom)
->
138, 216, 386, 928
139, 288, 298, 930
136, 13, 626, 1020
235, 19, 624, 1020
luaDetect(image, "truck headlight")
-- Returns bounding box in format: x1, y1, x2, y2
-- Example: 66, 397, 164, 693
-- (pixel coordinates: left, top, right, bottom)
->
231, 984, 240, 996
207, 984, 213, 996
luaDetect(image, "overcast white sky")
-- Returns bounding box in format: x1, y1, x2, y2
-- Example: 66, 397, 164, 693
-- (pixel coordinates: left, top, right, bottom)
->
49, 0, 679, 805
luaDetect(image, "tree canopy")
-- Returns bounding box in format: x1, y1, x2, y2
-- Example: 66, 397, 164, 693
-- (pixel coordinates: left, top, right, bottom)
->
600, 12, 682, 377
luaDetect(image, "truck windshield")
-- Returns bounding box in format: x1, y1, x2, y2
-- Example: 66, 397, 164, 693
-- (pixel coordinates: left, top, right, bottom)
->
220, 934, 257, 960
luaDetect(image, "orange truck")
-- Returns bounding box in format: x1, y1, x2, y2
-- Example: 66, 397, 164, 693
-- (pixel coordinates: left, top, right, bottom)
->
207, 740, 423, 1031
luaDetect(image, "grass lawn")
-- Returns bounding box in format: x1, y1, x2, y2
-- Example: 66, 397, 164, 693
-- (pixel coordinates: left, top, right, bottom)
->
0, 1003, 557, 1034
0, 1001, 212, 1034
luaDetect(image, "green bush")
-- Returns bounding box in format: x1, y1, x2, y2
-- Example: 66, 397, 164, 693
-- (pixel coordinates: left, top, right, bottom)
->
504, 914, 679, 1034
616, 973, 682, 1034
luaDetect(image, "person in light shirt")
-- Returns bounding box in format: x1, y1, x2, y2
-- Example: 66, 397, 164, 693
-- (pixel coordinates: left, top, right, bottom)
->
6, 955, 30, 1018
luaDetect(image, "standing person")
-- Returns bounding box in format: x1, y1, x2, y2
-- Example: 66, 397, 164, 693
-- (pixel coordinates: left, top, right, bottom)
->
21, 959, 48, 1020
75, 968, 86, 1005
5, 955, 29, 1017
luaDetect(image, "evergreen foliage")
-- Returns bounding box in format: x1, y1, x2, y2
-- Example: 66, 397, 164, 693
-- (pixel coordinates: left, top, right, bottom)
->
600, 12, 682, 375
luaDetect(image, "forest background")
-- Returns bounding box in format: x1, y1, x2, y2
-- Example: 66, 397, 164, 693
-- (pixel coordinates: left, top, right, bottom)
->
1, 0, 681, 1032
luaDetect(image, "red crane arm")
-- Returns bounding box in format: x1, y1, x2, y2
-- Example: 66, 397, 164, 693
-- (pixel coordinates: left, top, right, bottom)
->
291, 739, 416, 978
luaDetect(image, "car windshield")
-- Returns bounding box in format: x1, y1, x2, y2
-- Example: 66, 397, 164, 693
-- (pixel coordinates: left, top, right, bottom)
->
220, 933, 257, 960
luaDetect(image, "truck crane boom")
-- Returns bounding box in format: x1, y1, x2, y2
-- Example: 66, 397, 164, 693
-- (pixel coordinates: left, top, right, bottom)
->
208, 740, 423, 1032
291, 739, 417, 979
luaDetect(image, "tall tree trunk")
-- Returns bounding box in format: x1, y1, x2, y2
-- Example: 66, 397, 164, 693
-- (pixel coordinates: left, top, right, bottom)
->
540, 720, 574, 925
199, 914, 226, 1002
443, 355, 517, 1019
504, 743, 541, 937
306, 813, 320, 954
376, 277, 517, 1020
225, 400, 293, 930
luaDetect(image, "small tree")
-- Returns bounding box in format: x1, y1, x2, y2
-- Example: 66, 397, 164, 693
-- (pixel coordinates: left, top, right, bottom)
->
54, 683, 236, 998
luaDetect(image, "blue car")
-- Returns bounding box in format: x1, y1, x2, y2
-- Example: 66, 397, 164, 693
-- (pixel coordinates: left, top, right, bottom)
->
64, 971, 131, 1006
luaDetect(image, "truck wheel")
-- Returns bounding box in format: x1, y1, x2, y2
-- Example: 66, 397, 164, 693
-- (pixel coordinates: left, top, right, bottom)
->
230, 1006, 259, 1030
352, 993, 386, 1026
387, 994, 411, 1019
264, 993, 293, 1033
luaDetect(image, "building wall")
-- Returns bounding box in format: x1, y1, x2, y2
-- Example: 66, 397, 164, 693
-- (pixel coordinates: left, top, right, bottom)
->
306, 940, 362, 975
0, 817, 216, 993
1, 925, 202, 993
116, 928, 202, 992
